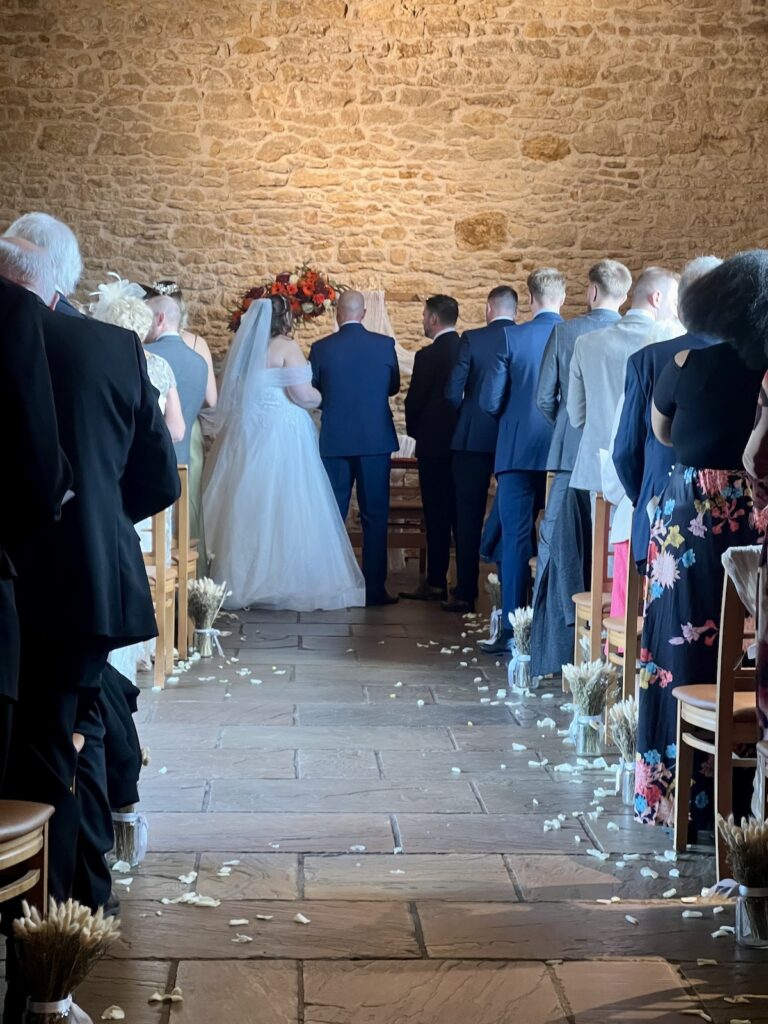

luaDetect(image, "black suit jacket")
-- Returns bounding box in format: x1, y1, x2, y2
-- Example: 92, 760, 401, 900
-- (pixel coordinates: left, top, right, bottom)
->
445, 319, 515, 453
0, 278, 71, 698
404, 330, 462, 458
13, 302, 181, 649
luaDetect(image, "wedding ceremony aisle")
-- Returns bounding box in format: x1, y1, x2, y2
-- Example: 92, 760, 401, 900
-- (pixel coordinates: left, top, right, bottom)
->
70, 596, 767, 1022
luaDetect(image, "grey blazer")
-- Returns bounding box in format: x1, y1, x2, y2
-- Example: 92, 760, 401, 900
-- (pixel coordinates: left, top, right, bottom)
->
567, 309, 660, 492
536, 308, 621, 472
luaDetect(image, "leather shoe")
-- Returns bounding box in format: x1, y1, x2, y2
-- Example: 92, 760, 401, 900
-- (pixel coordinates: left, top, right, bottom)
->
366, 592, 399, 607
477, 631, 515, 654
399, 581, 447, 601
441, 598, 475, 613
104, 890, 122, 917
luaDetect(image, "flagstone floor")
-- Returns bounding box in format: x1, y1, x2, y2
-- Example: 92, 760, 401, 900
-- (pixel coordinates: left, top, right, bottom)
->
31, 590, 768, 1021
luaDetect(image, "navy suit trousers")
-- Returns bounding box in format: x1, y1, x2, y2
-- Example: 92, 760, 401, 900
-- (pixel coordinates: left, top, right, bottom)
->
498, 470, 547, 623
322, 454, 391, 600
452, 450, 495, 603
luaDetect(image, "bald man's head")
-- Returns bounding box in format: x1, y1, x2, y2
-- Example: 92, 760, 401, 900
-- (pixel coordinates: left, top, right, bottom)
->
0, 235, 57, 304
336, 290, 365, 326
145, 293, 182, 341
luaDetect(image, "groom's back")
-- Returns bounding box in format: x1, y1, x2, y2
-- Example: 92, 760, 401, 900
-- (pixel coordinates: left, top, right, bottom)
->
310, 322, 400, 457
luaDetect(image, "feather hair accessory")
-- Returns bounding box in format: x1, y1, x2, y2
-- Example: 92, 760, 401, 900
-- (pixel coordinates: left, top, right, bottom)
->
90, 273, 153, 338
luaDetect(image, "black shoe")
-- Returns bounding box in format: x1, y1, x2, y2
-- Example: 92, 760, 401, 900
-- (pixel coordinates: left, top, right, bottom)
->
477, 631, 515, 654
366, 592, 399, 607
104, 890, 122, 917
441, 598, 475, 613
399, 581, 447, 601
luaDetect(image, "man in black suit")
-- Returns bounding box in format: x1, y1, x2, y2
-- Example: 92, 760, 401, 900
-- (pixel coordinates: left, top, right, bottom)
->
444, 285, 517, 612
0, 238, 179, 914
401, 295, 462, 601
7, 211, 84, 317
0, 271, 71, 789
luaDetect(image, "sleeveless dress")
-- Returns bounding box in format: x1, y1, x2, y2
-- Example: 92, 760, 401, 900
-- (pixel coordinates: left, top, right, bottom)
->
203, 364, 366, 611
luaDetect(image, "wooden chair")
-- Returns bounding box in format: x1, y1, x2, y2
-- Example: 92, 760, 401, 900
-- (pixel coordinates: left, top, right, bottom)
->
672, 575, 759, 879
603, 524, 644, 701
171, 466, 199, 661
568, 494, 612, 688
144, 508, 177, 688
0, 800, 54, 914
757, 739, 768, 818
348, 456, 427, 575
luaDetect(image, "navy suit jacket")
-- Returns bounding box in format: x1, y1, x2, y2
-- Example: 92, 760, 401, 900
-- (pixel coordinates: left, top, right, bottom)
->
536, 308, 621, 471
445, 318, 514, 453
404, 330, 462, 458
309, 321, 400, 457
613, 331, 715, 560
481, 312, 562, 474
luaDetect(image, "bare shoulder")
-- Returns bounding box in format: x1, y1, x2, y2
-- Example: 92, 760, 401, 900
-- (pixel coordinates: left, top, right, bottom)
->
268, 334, 305, 368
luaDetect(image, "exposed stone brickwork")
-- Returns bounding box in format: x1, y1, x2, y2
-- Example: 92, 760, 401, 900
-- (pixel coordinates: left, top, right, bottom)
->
1, 0, 767, 356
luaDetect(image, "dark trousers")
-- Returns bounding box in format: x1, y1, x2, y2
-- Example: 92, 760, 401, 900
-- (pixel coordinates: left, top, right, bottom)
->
498, 469, 547, 622
73, 696, 114, 911
0, 577, 19, 789
532, 470, 570, 606
323, 454, 391, 601
1, 639, 109, 906
417, 456, 456, 590
452, 450, 495, 602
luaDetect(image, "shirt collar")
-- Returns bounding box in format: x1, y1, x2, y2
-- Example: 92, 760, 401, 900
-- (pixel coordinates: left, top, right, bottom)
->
626, 308, 655, 321
152, 331, 183, 342
533, 309, 561, 318
433, 326, 457, 340
489, 314, 514, 324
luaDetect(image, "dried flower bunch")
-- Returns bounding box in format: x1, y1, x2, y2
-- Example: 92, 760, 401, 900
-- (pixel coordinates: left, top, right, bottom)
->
608, 695, 639, 763
485, 573, 501, 611
509, 606, 533, 656
717, 815, 768, 888
14, 899, 121, 1004
188, 577, 229, 628
562, 659, 620, 716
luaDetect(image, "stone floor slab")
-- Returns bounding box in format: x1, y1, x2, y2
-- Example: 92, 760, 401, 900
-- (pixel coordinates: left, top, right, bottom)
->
396, 813, 590, 854
174, 961, 298, 1024
296, 702, 513, 727
137, 723, 222, 749
298, 749, 381, 779
304, 853, 517, 901
196, 852, 299, 899
149, 699, 296, 726
113, 852, 196, 901
113, 899, 420, 959
219, 725, 455, 750
680, 961, 768, 1024
76, 960, 171, 1024
137, 778, 207, 812
303, 960, 566, 1024
148, 812, 396, 852
141, 747, 297, 779
555, 959, 700, 1022
208, 778, 481, 813
418, 900, 764, 963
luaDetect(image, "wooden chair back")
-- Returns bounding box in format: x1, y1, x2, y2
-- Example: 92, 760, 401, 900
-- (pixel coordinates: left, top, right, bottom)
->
0, 800, 53, 913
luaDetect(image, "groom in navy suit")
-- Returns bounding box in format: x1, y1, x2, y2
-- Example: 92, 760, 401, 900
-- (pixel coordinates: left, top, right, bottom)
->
310, 290, 400, 606
480, 269, 564, 651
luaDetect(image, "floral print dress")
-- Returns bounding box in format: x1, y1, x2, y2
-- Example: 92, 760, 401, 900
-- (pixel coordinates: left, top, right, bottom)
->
635, 467, 761, 828
744, 371, 768, 750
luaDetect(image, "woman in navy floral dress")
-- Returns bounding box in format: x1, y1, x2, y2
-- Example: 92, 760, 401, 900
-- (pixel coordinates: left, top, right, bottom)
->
635, 251, 768, 830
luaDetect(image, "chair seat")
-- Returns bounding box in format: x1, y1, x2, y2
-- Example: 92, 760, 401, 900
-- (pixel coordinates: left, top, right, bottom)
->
603, 615, 643, 635
0, 800, 54, 843
572, 592, 611, 608
672, 684, 756, 723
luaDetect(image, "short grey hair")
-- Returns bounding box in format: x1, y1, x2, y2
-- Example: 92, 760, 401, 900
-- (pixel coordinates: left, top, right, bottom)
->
5, 212, 83, 296
678, 256, 723, 304
0, 238, 56, 304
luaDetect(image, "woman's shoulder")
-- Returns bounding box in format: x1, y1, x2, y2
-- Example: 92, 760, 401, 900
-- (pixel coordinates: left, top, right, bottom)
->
268, 334, 305, 367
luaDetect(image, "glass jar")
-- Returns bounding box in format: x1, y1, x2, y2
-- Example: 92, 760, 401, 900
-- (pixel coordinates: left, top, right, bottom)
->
513, 654, 531, 693
111, 809, 149, 866
619, 761, 636, 806
736, 885, 768, 948
25, 997, 72, 1023
194, 627, 214, 657
575, 714, 605, 757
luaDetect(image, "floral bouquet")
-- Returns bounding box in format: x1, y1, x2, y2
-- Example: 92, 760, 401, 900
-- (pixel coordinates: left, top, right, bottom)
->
188, 578, 230, 657
14, 899, 121, 1022
507, 606, 534, 695
561, 659, 619, 756
229, 265, 344, 331
485, 573, 501, 643
608, 695, 639, 804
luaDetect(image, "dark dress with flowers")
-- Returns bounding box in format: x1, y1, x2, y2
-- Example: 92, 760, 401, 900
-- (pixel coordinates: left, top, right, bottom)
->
635, 344, 765, 828
744, 372, 768, 750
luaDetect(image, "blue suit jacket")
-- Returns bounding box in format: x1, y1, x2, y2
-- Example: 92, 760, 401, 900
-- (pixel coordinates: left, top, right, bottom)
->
536, 308, 622, 471
309, 322, 400, 457
445, 318, 515, 453
613, 331, 715, 560
480, 312, 562, 474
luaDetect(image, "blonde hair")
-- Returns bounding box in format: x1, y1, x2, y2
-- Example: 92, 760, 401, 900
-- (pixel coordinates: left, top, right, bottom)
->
527, 267, 566, 306
589, 259, 632, 301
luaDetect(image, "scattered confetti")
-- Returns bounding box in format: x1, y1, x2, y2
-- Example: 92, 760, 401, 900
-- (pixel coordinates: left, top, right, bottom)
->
663, 889, 677, 899
100, 1007, 125, 1020
294, 913, 311, 925
586, 848, 610, 861
451, 767, 461, 774
158, 766, 168, 775
232, 933, 253, 943
625, 915, 639, 925
696, 959, 718, 966
640, 868, 659, 880
229, 918, 249, 926
349, 845, 366, 852
111, 860, 132, 874
178, 872, 198, 885
256, 913, 274, 921
682, 910, 703, 918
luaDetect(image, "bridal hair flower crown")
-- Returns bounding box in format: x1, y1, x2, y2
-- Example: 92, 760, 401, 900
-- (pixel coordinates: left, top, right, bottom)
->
229, 265, 346, 332
152, 280, 181, 296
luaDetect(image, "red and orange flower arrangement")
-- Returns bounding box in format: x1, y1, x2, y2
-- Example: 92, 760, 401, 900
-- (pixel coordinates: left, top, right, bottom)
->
228, 266, 345, 331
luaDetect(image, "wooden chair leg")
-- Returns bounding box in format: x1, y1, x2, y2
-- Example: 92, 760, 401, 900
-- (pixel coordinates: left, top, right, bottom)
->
674, 716, 694, 854
177, 572, 189, 661
153, 590, 165, 689
164, 591, 175, 675
714, 734, 734, 883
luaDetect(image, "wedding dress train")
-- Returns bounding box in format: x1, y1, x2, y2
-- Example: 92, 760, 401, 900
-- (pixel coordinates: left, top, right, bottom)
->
203, 301, 366, 611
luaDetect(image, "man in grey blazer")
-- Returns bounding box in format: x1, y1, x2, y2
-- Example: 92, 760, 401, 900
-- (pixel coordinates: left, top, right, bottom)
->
534, 259, 631, 589
567, 266, 681, 495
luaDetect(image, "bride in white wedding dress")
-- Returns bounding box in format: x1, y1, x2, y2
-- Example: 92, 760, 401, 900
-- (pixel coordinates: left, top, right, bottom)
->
203, 296, 366, 610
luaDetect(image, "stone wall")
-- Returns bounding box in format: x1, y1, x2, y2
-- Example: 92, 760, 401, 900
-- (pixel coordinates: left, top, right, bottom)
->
1, 0, 767, 357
